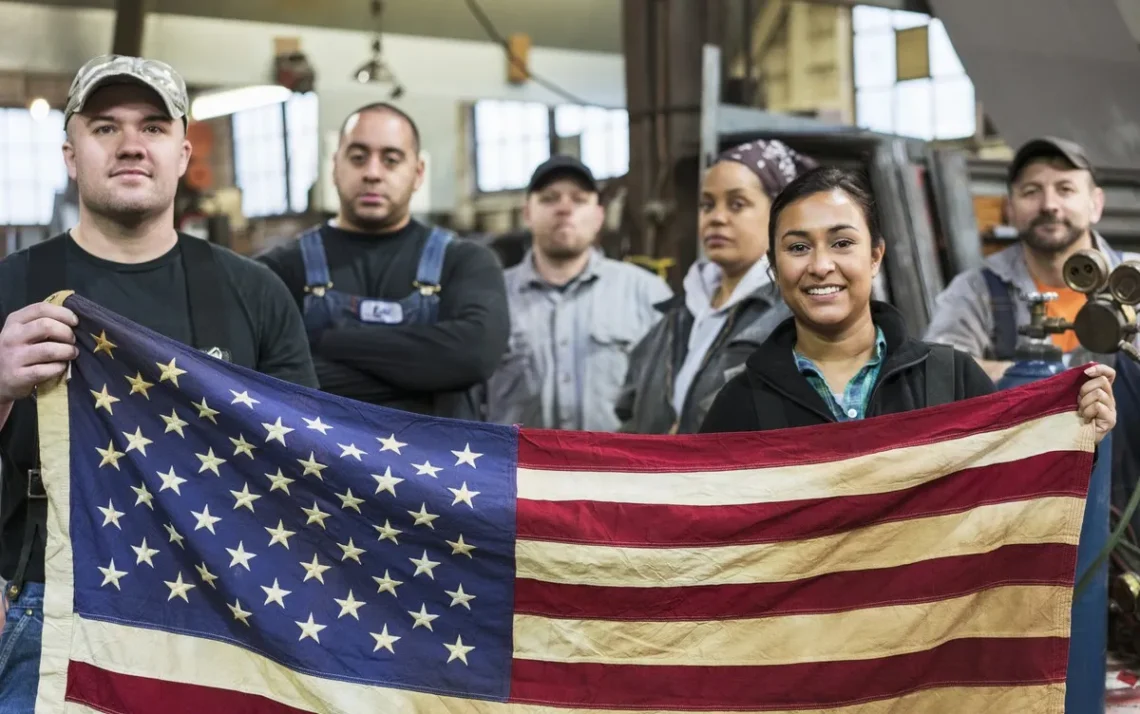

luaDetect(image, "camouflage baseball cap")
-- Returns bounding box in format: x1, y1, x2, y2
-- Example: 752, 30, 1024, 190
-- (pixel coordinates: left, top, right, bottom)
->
65, 55, 189, 126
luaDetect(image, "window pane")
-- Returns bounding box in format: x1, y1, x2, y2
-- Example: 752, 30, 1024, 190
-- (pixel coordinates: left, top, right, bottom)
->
474, 101, 504, 144
929, 19, 966, 77
934, 76, 977, 139
895, 79, 933, 140
473, 99, 551, 191
856, 87, 895, 134
852, 5, 892, 32
286, 92, 320, 213
0, 107, 67, 226
892, 9, 930, 29
476, 142, 503, 192
232, 100, 288, 218
554, 104, 584, 137
854, 33, 896, 89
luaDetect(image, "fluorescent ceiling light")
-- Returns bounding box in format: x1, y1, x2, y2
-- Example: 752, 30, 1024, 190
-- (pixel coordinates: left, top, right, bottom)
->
190, 85, 293, 121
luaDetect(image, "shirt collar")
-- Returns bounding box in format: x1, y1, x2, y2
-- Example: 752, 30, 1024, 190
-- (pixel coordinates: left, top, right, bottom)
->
794, 326, 887, 376
519, 247, 603, 291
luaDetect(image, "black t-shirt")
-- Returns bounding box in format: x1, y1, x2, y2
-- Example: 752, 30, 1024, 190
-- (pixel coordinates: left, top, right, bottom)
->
0, 232, 318, 583
258, 220, 510, 415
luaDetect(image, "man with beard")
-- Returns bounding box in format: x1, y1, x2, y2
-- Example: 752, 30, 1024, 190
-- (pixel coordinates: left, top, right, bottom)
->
485, 156, 671, 431
926, 137, 1140, 381
0, 55, 316, 707
259, 103, 509, 419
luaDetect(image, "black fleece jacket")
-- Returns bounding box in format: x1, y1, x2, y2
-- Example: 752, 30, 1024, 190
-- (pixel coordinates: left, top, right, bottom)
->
700, 302, 996, 433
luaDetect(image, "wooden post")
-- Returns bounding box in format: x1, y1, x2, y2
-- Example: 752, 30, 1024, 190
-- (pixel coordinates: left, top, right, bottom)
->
111, 0, 147, 57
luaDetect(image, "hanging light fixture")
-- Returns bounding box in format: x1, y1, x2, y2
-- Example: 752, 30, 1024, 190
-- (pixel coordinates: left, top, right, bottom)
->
353, 0, 405, 99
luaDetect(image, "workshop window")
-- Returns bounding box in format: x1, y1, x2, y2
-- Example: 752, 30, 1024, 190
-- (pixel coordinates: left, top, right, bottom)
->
853, 6, 976, 141
0, 107, 68, 227
472, 100, 630, 193
232, 92, 319, 218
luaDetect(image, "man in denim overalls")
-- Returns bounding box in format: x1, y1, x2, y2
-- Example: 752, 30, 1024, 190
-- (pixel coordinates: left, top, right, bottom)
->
260, 103, 509, 419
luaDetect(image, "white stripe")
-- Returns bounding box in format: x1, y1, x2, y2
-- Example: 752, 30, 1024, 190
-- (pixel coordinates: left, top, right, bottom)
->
519, 411, 1087, 506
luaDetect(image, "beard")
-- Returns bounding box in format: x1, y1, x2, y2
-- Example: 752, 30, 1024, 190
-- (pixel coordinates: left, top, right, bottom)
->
1020, 215, 1085, 254
80, 184, 166, 225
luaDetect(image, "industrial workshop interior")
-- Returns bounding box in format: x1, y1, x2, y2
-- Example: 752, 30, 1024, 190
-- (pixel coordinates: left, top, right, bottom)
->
2, 0, 1140, 712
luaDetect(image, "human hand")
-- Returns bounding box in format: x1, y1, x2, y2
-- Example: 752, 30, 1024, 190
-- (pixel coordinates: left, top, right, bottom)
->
1079, 363, 1116, 444
0, 302, 79, 404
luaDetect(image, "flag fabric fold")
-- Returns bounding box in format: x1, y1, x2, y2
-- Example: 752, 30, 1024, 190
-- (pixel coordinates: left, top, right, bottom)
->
33, 291, 1095, 714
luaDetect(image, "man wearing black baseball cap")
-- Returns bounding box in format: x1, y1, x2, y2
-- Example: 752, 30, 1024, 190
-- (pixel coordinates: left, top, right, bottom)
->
926, 136, 1139, 378
486, 155, 672, 431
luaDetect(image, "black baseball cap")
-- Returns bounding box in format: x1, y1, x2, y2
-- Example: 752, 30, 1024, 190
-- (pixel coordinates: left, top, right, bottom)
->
527, 155, 598, 194
1008, 136, 1095, 184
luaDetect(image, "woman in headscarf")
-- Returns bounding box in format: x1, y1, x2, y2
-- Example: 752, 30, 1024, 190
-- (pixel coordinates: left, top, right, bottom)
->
616, 139, 817, 434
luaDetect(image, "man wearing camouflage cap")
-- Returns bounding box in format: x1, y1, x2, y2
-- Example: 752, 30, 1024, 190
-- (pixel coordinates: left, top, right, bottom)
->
0, 55, 316, 707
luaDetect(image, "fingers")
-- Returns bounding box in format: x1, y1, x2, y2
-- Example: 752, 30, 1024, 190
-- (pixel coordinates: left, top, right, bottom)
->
17, 362, 70, 388
19, 317, 77, 346
23, 341, 80, 365
1084, 363, 1117, 385
6, 302, 78, 330
1079, 376, 1111, 398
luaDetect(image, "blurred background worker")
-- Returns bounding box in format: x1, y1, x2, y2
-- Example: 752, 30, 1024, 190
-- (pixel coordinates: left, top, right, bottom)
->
926, 137, 1140, 381
486, 156, 671, 431
617, 140, 815, 434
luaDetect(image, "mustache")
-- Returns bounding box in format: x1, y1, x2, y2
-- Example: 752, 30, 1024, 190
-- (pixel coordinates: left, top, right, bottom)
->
1031, 215, 1073, 230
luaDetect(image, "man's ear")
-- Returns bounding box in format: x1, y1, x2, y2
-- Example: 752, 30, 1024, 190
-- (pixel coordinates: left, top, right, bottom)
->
178, 138, 192, 177
62, 137, 78, 181
412, 156, 426, 192
1090, 185, 1106, 224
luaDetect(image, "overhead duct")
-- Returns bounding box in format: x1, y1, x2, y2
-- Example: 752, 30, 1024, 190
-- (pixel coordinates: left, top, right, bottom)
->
112, 0, 147, 57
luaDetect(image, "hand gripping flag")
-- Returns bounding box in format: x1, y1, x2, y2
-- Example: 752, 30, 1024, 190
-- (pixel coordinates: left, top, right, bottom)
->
33, 292, 1096, 713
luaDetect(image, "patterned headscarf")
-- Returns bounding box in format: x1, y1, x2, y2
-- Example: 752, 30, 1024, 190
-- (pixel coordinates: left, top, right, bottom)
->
716, 139, 818, 199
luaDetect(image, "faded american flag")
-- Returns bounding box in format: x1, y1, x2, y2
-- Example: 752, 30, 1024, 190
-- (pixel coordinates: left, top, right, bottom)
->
35, 291, 1094, 713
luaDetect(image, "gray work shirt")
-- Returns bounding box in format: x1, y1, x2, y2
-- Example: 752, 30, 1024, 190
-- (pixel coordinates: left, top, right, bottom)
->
924, 232, 1140, 359
487, 250, 673, 431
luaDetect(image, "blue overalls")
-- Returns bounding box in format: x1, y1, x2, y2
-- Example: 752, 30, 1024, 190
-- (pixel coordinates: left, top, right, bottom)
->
299, 224, 453, 337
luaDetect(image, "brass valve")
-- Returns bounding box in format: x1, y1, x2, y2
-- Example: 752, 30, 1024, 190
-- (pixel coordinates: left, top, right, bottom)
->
1019, 292, 1073, 340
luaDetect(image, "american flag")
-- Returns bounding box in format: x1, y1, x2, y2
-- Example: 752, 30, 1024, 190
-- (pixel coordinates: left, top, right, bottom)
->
35, 292, 1094, 713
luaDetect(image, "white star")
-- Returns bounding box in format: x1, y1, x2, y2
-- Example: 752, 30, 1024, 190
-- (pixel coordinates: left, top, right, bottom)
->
164, 522, 185, 549
408, 503, 440, 529
196, 448, 226, 477
372, 467, 403, 497
124, 371, 153, 399
377, 433, 406, 454
304, 417, 332, 434
229, 434, 257, 459
122, 427, 153, 457
265, 520, 296, 549
91, 330, 117, 358
444, 634, 475, 665
161, 409, 189, 438
447, 534, 476, 558
449, 482, 480, 508
265, 468, 294, 495
338, 443, 365, 461
195, 562, 219, 589
373, 519, 402, 544
191, 505, 222, 534
302, 502, 331, 529
412, 460, 441, 478
370, 625, 401, 653
230, 483, 262, 512
297, 452, 327, 479
300, 554, 332, 584
409, 550, 441, 579
338, 538, 365, 564
295, 613, 327, 644
452, 443, 483, 468
372, 570, 403, 597
131, 538, 159, 567
262, 417, 294, 446
98, 559, 127, 590
156, 358, 187, 387
446, 583, 477, 610
96, 440, 125, 470
261, 578, 291, 608
98, 499, 124, 529
164, 572, 196, 603
192, 397, 219, 424
90, 384, 120, 414
130, 482, 154, 510
408, 603, 439, 631
337, 489, 365, 513
334, 590, 366, 620
228, 599, 252, 626
226, 541, 257, 571
157, 467, 187, 495
230, 390, 259, 409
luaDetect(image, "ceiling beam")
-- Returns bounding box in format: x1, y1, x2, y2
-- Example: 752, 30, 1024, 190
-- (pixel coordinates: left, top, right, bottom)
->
112, 0, 147, 56
797, 0, 931, 11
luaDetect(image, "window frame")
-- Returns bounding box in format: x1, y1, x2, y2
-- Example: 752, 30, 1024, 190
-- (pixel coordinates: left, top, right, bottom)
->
0, 105, 69, 228
230, 91, 319, 219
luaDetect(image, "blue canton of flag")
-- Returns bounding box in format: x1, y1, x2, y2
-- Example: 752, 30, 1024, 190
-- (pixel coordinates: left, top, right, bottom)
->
65, 295, 519, 700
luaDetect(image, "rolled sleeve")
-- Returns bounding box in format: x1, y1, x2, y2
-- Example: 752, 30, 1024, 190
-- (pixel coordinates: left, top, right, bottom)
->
923, 270, 994, 358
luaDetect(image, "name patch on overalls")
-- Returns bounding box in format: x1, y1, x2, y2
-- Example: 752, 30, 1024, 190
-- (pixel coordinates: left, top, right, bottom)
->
358, 299, 405, 324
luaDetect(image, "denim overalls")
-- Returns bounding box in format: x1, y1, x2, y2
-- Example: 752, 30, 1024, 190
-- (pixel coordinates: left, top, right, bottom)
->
299, 225, 453, 335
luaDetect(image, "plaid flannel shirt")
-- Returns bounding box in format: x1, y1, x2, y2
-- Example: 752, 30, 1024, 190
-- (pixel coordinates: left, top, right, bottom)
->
793, 327, 887, 422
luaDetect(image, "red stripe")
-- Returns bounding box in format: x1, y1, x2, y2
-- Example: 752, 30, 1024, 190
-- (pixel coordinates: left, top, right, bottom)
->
515, 542, 1077, 620
518, 368, 1087, 472
509, 636, 1068, 710
517, 451, 1089, 546
67, 660, 313, 714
